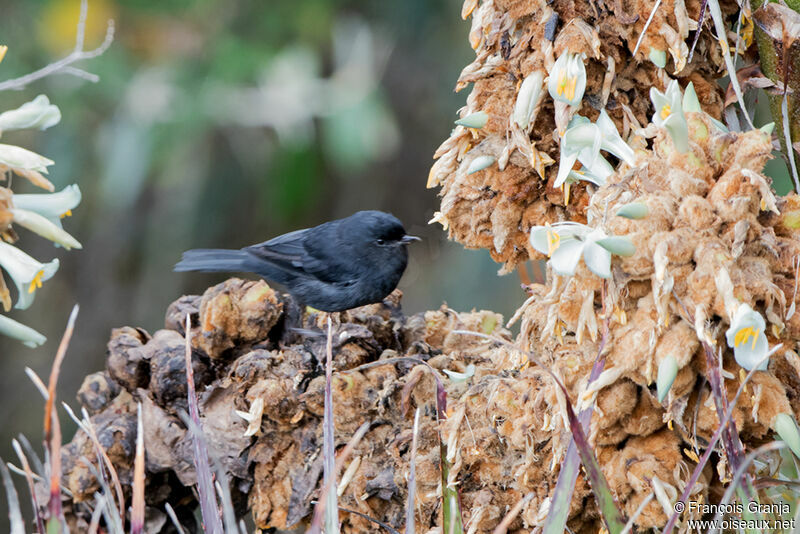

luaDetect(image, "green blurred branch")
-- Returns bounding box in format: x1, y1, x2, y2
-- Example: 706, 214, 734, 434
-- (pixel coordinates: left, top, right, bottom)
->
0, 0, 114, 92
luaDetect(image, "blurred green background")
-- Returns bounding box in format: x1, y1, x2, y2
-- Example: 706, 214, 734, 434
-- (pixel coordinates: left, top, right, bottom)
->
0, 0, 527, 506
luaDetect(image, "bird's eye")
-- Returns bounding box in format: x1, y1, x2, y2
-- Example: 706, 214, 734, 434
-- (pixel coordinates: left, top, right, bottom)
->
376, 238, 386, 245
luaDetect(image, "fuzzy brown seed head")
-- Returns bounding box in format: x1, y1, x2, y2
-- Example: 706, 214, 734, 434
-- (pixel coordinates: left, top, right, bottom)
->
431, 0, 733, 272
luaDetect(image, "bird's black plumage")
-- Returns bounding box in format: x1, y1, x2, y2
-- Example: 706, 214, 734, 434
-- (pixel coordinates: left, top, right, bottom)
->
174, 210, 419, 312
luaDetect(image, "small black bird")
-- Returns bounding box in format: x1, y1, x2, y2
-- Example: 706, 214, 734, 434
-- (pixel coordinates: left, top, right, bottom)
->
175, 210, 419, 312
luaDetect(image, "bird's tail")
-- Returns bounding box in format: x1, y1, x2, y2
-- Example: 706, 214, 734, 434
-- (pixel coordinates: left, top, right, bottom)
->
174, 249, 251, 273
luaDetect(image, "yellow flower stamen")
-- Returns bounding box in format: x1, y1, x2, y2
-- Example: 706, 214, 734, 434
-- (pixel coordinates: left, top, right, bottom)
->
27, 270, 44, 294
660, 104, 671, 120
565, 76, 577, 101
60, 210, 72, 218
752, 328, 760, 349
734, 326, 758, 347
545, 223, 560, 257
563, 181, 571, 205
0, 46, 7, 65
739, 12, 754, 50
684, 448, 700, 463
555, 319, 566, 345
556, 70, 567, 97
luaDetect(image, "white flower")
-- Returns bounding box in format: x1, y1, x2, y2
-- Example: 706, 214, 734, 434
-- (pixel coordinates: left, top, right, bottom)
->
773, 413, 800, 459
563, 166, 608, 188
682, 81, 728, 132
555, 111, 636, 189
616, 202, 649, 219
513, 71, 545, 129
443, 363, 476, 383
0, 95, 61, 133
9, 209, 82, 250
0, 143, 53, 174
648, 48, 667, 68
12, 184, 81, 237
530, 222, 634, 278
596, 110, 636, 165
0, 242, 59, 310
650, 80, 689, 152
466, 155, 495, 174
454, 111, 488, 129
657, 355, 678, 402
235, 396, 265, 437
10, 185, 82, 248
0, 314, 46, 348
554, 119, 611, 189
682, 82, 702, 113
548, 51, 586, 107
724, 303, 769, 370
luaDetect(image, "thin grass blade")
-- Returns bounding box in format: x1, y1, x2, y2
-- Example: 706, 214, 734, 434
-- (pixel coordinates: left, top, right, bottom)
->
544, 324, 610, 534
406, 407, 420, 534
131, 402, 145, 534
1, 455, 25, 534
44, 305, 78, 534
309, 417, 370, 532
164, 503, 186, 534
17, 434, 44, 477
564, 400, 626, 533
213, 473, 239, 534
12, 438, 45, 534
492, 492, 534, 534
44, 305, 78, 442
324, 316, 338, 534
183, 314, 224, 534
79, 457, 122, 532
88, 493, 105, 534
687, 0, 708, 62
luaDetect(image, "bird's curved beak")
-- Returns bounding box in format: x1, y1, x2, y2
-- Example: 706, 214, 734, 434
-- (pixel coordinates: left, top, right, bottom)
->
401, 235, 421, 244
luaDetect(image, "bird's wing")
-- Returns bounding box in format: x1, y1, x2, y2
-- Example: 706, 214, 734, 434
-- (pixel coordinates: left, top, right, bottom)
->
298, 222, 361, 284
245, 222, 361, 285
244, 228, 309, 272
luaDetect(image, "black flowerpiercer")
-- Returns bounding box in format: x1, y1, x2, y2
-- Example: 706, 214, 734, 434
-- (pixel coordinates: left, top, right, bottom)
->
174, 210, 420, 312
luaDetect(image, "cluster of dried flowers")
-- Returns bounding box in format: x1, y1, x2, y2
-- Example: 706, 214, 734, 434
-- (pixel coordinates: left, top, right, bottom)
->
418, 0, 800, 529
56, 280, 520, 531
428, 0, 745, 272
496, 96, 800, 529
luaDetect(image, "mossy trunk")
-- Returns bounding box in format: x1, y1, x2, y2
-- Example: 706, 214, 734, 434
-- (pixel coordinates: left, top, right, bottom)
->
751, 0, 800, 187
